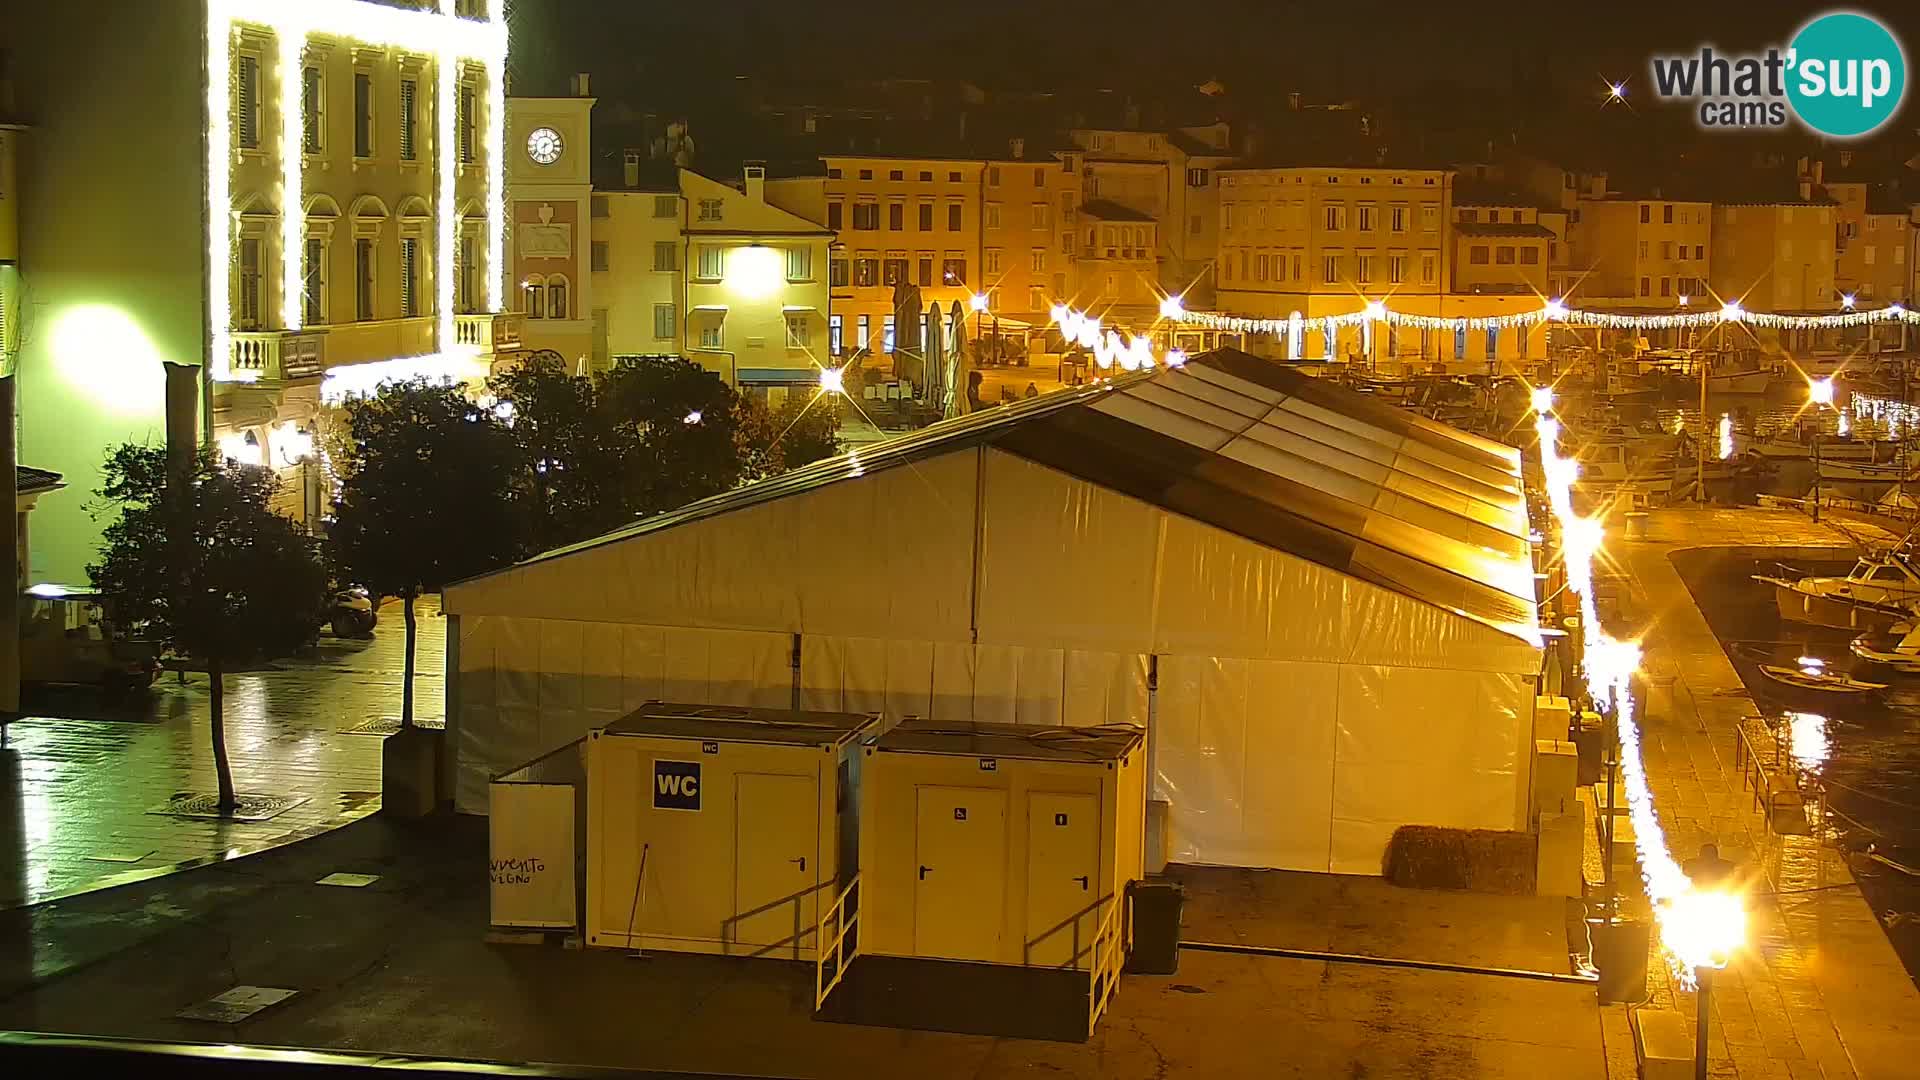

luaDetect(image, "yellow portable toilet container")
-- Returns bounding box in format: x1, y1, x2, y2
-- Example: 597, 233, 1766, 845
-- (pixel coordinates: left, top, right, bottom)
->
584, 701, 880, 960
817, 714, 1144, 1037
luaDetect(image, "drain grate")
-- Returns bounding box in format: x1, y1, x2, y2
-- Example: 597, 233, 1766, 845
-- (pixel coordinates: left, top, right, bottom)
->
149, 792, 309, 822
315, 872, 380, 888
176, 986, 299, 1023
340, 716, 445, 736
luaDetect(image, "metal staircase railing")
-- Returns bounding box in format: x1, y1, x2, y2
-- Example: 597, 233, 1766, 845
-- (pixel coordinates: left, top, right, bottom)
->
813, 873, 861, 1011
1087, 894, 1125, 1033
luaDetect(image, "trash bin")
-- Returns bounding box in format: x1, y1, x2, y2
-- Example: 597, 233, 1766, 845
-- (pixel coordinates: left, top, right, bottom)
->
1589, 915, 1651, 1004
1125, 880, 1185, 975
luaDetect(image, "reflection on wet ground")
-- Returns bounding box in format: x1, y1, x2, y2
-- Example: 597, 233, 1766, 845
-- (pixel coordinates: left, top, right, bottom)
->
1683, 554, 1920, 978
0, 598, 445, 908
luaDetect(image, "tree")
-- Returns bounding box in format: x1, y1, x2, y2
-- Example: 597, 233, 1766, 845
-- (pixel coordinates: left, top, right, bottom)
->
329, 378, 524, 729
737, 393, 843, 479
89, 445, 329, 811
487, 352, 643, 552
600, 355, 748, 512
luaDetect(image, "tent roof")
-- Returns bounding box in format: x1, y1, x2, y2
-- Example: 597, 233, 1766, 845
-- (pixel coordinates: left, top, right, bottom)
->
467, 351, 1537, 643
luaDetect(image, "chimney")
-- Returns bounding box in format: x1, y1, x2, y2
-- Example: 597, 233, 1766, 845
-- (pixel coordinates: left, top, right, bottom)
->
1009, 137, 1025, 160
743, 161, 766, 203
570, 72, 591, 97
623, 150, 641, 189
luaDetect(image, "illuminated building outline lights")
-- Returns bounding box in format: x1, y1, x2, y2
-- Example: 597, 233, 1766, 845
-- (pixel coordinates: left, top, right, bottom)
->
207, 0, 508, 383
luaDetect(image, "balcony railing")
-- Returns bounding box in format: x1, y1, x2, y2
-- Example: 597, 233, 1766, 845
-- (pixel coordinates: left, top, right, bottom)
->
455, 311, 524, 353
230, 331, 326, 381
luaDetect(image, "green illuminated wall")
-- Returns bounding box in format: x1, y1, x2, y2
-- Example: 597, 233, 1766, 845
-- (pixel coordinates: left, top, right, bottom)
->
10, 0, 207, 584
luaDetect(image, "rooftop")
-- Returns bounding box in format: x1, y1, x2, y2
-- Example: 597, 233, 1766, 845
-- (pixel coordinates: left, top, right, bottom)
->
18, 465, 63, 494
874, 719, 1143, 763
601, 701, 880, 749
1455, 221, 1557, 239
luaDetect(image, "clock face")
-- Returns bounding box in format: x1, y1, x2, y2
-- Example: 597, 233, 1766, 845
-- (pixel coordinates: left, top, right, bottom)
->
526, 127, 563, 165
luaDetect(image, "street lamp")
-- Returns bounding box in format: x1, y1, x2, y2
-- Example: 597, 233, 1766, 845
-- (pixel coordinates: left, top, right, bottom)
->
969, 292, 994, 366
1809, 377, 1836, 522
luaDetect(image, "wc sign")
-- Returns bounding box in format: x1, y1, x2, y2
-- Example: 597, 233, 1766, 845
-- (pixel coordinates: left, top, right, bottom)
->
653, 759, 701, 811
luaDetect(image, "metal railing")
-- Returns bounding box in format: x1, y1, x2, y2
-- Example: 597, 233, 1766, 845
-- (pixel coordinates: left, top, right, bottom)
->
812, 873, 860, 1011
229, 330, 324, 381
1087, 894, 1124, 1033
455, 311, 525, 352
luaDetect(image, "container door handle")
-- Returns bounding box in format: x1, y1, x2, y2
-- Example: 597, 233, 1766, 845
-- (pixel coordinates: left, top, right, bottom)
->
1074, 875, 1089, 891
918, 865, 932, 880
791, 856, 806, 872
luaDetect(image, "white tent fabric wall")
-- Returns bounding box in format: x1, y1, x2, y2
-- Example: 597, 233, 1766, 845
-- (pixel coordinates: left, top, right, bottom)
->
444, 364, 1541, 872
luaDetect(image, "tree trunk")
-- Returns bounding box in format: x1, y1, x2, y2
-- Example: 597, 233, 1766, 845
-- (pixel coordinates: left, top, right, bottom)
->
401, 589, 417, 729
209, 656, 236, 812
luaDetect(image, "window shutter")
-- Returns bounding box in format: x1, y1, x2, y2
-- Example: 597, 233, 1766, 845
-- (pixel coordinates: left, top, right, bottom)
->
236, 55, 259, 148
399, 80, 416, 161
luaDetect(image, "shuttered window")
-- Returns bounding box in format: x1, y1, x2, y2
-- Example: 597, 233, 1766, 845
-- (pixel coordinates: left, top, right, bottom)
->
236, 54, 260, 149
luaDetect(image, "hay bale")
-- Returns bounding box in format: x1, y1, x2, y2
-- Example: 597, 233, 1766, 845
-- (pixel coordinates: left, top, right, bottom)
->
1387, 826, 1536, 895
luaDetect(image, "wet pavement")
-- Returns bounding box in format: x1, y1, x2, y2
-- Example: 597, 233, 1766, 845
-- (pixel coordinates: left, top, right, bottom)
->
1606, 508, 1920, 1080
0, 597, 445, 910
0, 812, 1605, 1079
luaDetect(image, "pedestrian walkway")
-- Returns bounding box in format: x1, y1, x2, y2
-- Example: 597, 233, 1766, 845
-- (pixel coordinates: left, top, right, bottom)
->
1605, 508, 1920, 1080
0, 598, 445, 910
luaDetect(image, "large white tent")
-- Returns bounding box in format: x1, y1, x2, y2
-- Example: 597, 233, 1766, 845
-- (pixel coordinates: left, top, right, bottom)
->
442, 351, 1542, 875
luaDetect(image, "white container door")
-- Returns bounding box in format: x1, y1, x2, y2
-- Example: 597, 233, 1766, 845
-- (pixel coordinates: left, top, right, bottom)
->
733, 773, 819, 958
913, 785, 1007, 961
1024, 792, 1100, 969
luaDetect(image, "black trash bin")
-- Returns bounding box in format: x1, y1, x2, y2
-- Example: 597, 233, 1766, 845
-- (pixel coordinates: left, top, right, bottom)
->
1124, 879, 1184, 975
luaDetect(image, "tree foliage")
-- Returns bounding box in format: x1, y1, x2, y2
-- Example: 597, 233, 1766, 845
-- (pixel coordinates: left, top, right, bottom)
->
89, 443, 329, 809
737, 393, 843, 478
329, 378, 525, 727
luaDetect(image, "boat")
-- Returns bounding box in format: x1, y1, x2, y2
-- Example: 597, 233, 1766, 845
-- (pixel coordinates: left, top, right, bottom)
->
1753, 549, 1920, 631
1816, 456, 1920, 485
1733, 430, 1890, 463
1850, 621, 1920, 674
1696, 351, 1772, 394
1754, 661, 1889, 703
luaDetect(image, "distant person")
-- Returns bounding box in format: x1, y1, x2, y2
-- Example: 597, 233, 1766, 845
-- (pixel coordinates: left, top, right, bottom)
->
1682, 843, 1737, 889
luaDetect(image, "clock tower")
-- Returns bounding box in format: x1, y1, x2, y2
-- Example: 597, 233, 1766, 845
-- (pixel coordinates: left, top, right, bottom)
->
506, 77, 595, 366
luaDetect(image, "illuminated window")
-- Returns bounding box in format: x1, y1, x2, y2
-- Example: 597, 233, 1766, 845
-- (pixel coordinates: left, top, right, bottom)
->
854, 255, 877, 287
884, 254, 908, 286
522, 274, 545, 319
942, 256, 966, 285
829, 314, 843, 355
857, 314, 870, 351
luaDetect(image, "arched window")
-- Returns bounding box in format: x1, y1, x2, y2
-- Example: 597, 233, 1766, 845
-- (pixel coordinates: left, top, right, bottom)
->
523, 274, 546, 319
547, 274, 570, 321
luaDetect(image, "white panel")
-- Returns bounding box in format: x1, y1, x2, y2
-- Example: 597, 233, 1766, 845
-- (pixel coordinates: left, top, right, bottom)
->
1013, 646, 1065, 727
621, 625, 667, 711
581, 622, 625, 716
972, 644, 1020, 725
799, 634, 846, 712
1155, 515, 1355, 665
537, 620, 586, 754
705, 627, 791, 707
884, 637, 935, 720
931, 641, 976, 722
456, 704, 501, 813
457, 614, 497, 709
975, 451, 1158, 653
495, 617, 541, 710
1240, 660, 1338, 872
661, 627, 710, 704
841, 636, 888, 717
1062, 650, 1149, 728
1328, 666, 1526, 875
443, 451, 979, 644
1155, 655, 1246, 864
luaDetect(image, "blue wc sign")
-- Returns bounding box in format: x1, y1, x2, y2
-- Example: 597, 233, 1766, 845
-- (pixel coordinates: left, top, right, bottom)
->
653, 759, 702, 811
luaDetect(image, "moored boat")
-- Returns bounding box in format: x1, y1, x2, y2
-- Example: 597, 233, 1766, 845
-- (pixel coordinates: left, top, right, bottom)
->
1754, 661, 1889, 703
1850, 621, 1920, 674
1753, 550, 1920, 632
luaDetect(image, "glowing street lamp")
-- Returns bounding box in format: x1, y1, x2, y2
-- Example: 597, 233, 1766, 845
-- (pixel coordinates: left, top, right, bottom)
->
1159, 294, 1185, 320
1530, 385, 1556, 415
1606, 81, 1627, 103
1808, 377, 1836, 521
1841, 293, 1857, 310
818, 367, 846, 395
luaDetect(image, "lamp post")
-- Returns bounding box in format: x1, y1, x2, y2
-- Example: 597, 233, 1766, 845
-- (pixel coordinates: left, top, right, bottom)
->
969, 292, 990, 366
1809, 377, 1835, 523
